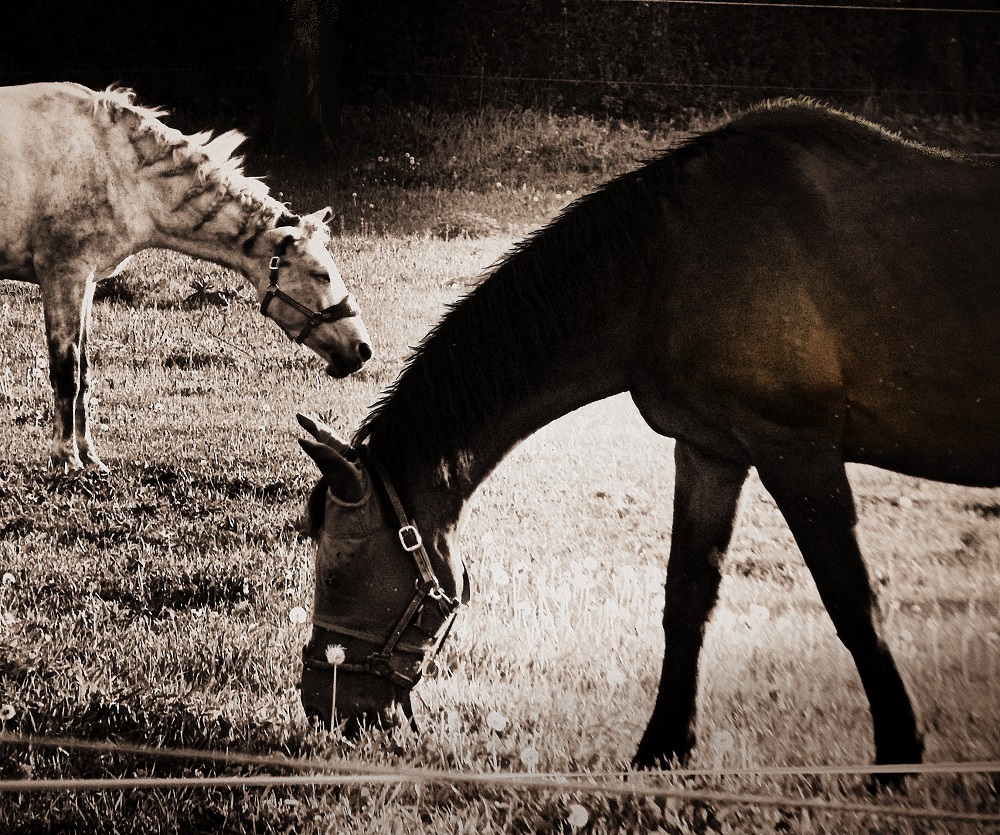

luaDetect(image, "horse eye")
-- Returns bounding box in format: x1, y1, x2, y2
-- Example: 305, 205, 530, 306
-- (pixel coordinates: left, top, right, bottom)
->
311, 271, 332, 284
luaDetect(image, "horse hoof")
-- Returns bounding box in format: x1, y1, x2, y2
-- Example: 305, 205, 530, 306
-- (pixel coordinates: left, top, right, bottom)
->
83, 456, 109, 473
632, 746, 685, 771
49, 454, 84, 472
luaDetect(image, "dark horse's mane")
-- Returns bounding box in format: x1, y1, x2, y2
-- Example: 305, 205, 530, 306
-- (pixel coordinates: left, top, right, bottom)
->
352, 150, 685, 469
352, 98, 956, 473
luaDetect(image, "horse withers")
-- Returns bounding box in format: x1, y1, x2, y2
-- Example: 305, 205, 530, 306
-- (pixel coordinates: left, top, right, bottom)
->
297, 100, 1000, 771
0, 82, 372, 470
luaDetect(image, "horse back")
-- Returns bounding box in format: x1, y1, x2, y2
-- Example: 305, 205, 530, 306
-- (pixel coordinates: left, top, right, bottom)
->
0, 82, 141, 279
642, 104, 1000, 485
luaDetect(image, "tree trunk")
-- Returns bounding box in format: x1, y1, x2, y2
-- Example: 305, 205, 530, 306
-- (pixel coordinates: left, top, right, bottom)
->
260, 0, 348, 151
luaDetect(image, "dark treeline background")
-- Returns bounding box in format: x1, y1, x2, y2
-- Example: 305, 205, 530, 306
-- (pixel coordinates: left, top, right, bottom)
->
2, 0, 998, 147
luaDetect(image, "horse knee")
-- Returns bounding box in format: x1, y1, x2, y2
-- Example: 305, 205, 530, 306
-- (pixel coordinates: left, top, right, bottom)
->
47, 340, 81, 397
664, 564, 723, 627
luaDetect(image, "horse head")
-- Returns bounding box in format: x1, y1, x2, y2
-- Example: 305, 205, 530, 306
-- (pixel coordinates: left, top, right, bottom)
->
250, 208, 372, 378
296, 414, 468, 735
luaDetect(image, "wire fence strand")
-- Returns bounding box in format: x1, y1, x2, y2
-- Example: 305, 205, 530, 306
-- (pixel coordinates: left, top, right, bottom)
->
4, 732, 1000, 780
603, 0, 1000, 11
2, 733, 999, 824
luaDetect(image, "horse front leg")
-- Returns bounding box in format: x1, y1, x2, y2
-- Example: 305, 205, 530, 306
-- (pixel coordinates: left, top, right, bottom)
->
634, 441, 749, 768
38, 266, 97, 470
754, 445, 923, 770
74, 284, 104, 470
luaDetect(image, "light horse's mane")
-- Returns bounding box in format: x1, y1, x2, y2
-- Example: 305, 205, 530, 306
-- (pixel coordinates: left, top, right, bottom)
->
90, 86, 290, 236
353, 98, 969, 473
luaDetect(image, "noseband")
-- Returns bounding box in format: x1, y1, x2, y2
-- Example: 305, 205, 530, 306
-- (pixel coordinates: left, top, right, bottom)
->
260, 255, 361, 344
300, 452, 464, 692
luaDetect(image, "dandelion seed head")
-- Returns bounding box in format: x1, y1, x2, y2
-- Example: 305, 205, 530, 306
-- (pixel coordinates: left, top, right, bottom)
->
520, 746, 539, 770
567, 803, 589, 829
288, 606, 308, 624
489, 563, 510, 586
486, 710, 508, 733
325, 644, 346, 665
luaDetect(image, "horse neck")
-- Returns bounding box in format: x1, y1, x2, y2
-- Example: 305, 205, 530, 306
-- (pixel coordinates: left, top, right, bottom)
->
369, 308, 636, 531
360, 167, 666, 530
146, 186, 277, 281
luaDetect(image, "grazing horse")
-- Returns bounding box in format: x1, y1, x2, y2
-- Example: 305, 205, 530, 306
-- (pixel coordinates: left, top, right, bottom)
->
296, 99, 1000, 769
0, 82, 372, 470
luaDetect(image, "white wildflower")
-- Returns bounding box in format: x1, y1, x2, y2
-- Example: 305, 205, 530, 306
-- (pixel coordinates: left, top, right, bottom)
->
567, 803, 589, 830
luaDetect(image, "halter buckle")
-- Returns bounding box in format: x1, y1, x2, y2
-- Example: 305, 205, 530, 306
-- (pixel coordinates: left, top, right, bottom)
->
269, 255, 281, 272
398, 525, 422, 552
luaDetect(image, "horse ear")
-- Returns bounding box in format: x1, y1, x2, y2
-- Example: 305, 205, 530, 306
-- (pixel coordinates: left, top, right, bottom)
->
461, 563, 472, 605
297, 413, 352, 456
305, 207, 334, 226
298, 438, 367, 504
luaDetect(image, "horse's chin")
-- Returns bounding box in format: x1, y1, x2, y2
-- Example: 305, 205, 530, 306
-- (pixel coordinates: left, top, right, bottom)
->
320, 703, 403, 738
325, 359, 350, 378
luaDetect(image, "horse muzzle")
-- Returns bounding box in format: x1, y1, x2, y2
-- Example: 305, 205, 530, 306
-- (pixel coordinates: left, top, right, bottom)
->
325, 339, 372, 378
299, 658, 406, 734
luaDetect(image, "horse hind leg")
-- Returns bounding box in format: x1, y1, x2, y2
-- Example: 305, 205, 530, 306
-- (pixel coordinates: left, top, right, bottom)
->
754, 444, 923, 772
634, 441, 749, 768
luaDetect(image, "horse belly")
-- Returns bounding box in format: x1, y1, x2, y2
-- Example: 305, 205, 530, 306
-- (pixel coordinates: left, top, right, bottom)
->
843, 385, 1000, 487
838, 301, 1000, 488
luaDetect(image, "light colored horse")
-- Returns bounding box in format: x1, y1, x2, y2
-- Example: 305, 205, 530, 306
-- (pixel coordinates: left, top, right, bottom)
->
0, 82, 372, 470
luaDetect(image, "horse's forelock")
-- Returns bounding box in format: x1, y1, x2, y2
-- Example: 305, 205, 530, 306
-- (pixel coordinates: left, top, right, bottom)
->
298, 214, 331, 241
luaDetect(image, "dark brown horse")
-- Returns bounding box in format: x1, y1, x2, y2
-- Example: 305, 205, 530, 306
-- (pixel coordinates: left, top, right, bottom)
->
297, 99, 1000, 769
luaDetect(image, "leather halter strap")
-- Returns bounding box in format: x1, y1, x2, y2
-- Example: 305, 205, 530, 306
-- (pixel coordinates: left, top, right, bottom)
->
259, 256, 361, 344
301, 450, 464, 690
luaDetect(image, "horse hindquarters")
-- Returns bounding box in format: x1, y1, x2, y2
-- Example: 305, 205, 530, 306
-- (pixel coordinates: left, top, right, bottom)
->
753, 444, 923, 767
635, 442, 748, 767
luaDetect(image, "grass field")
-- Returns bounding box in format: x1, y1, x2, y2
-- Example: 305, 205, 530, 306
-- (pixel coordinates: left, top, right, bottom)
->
2, 106, 1000, 833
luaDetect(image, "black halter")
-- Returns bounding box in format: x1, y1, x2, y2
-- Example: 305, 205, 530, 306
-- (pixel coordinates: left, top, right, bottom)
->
300, 452, 465, 692
259, 255, 361, 344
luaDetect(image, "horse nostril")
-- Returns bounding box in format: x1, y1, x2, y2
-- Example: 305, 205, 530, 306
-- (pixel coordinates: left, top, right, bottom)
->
356, 341, 373, 363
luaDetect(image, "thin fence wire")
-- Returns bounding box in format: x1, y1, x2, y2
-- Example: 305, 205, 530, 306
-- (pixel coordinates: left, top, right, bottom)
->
3, 772, 1000, 825
2, 64, 991, 101
344, 68, 996, 99
1, 732, 999, 825
4, 732, 1000, 780
603, 0, 1000, 11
